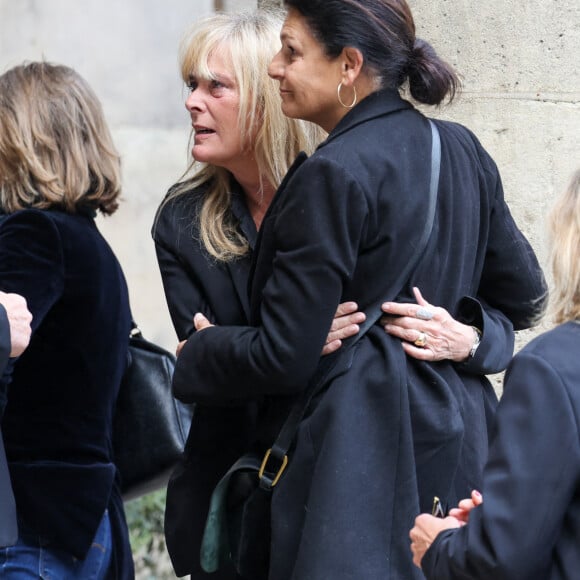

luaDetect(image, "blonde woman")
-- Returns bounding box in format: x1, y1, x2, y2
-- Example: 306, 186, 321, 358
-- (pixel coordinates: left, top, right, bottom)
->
0, 62, 133, 578
411, 169, 580, 579
152, 11, 334, 579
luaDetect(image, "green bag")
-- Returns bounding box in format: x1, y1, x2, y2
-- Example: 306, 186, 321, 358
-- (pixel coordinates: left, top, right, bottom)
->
200, 451, 283, 579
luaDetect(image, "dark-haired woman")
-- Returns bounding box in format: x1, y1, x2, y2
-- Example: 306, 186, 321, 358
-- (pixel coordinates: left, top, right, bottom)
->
175, 1, 545, 578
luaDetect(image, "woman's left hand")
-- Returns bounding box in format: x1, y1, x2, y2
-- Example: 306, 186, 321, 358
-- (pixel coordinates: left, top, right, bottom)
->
381, 287, 477, 362
322, 301, 366, 356
409, 514, 462, 569
448, 489, 483, 524
176, 313, 215, 357
193, 312, 214, 331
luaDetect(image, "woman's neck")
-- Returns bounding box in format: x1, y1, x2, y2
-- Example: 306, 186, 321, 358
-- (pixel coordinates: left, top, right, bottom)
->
239, 178, 276, 230
228, 158, 276, 230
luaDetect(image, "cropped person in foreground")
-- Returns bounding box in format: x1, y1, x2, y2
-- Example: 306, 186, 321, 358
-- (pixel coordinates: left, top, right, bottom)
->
0, 291, 32, 548
410, 168, 580, 580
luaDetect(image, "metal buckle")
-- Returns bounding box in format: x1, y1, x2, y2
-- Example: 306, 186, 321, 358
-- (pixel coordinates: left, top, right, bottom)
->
258, 448, 288, 488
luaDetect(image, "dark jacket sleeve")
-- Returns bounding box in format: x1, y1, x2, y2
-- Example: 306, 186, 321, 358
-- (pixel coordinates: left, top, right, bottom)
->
173, 157, 370, 404
476, 162, 546, 330
0, 211, 64, 333
422, 349, 580, 580
153, 234, 213, 342
455, 296, 514, 375
0, 212, 64, 399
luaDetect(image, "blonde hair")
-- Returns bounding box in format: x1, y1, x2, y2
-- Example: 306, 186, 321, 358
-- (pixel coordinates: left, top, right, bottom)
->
168, 10, 325, 261
0, 62, 121, 215
545, 169, 580, 324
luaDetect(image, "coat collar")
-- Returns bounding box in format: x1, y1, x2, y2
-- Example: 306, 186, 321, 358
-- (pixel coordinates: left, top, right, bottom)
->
321, 89, 413, 146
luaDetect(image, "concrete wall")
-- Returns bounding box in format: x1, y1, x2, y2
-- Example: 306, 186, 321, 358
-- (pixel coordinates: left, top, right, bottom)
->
1, 0, 578, 353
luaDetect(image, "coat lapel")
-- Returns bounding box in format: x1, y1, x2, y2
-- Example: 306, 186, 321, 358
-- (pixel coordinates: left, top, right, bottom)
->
247, 152, 309, 305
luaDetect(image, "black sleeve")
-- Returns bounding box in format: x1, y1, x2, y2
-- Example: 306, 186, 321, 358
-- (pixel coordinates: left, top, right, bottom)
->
455, 296, 514, 375
0, 211, 64, 333
477, 168, 546, 330
172, 157, 369, 404
0, 305, 10, 375
422, 350, 580, 580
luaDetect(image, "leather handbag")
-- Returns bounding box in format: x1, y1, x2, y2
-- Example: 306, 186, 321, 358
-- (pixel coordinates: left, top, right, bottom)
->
200, 121, 442, 578
113, 323, 194, 501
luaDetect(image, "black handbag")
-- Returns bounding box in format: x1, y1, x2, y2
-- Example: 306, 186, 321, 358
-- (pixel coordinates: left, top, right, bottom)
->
113, 323, 194, 501
200, 121, 442, 578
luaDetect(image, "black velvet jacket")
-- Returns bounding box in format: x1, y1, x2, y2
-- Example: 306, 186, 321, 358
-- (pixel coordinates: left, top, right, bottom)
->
0, 208, 133, 578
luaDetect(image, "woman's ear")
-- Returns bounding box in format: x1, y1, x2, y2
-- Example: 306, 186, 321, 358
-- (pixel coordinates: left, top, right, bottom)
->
340, 46, 364, 85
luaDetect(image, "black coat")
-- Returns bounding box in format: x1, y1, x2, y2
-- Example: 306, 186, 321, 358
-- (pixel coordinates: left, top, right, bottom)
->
0, 208, 134, 579
423, 321, 580, 580
154, 178, 517, 580
163, 90, 545, 579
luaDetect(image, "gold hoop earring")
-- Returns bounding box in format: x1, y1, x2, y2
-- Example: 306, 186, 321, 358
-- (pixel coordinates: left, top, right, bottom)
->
337, 81, 357, 109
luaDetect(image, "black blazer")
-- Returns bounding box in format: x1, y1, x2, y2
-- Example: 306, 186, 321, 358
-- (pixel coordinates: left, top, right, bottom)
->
154, 185, 260, 579
423, 321, 580, 580
0, 209, 133, 578
172, 90, 546, 579
154, 187, 514, 579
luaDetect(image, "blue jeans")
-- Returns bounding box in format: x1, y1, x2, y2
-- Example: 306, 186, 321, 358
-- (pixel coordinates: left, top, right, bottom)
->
0, 509, 112, 579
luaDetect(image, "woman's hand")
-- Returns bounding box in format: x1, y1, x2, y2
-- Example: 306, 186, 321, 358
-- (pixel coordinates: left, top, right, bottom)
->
448, 489, 483, 524
176, 313, 215, 357
409, 514, 462, 569
381, 287, 478, 362
322, 302, 366, 356
0, 291, 32, 357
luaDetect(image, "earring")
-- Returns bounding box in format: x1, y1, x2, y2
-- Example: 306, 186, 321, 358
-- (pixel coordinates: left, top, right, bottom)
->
337, 81, 357, 109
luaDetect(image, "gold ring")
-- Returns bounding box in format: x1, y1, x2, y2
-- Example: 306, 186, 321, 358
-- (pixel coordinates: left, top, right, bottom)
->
414, 332, 427, 347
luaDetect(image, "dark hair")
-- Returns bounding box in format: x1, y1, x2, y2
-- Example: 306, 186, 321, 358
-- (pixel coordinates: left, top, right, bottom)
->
283, 0, 460, 105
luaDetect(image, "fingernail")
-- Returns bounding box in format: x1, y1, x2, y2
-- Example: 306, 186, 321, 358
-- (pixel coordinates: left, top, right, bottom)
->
473, 490, 481, 499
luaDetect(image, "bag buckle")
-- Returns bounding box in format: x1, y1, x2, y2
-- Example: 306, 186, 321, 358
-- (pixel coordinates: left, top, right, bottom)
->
258, 448, 288, 488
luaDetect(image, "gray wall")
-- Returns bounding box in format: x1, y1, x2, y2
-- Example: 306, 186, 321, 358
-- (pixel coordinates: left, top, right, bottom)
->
1, 0, 579, 353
